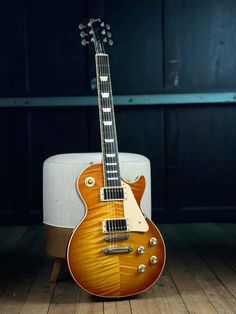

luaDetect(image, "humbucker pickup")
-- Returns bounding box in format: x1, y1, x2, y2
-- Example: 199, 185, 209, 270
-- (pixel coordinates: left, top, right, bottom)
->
100, 186, 127, 201
102, 218, 130, 233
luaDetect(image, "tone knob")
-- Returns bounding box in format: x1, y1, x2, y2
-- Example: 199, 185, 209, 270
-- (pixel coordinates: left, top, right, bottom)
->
150, 237, 158, 246
137, 246, 145, 254
150, 256, 158, 264
138, 264, 146, 272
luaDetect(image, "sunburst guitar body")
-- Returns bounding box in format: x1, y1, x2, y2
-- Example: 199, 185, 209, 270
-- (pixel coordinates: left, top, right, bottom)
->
67, 163, 166, 298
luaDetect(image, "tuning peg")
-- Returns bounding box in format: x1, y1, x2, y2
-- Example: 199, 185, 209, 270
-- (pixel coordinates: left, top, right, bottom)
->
103, 38, 108, 43
81, 39, 89, 46
80, 31, 86, 38
101, 29, 106, 35
100, 22, 105, 27
107, 32, 112, 38
108, 39, 113, 45
106, 24, 111, 30
78, 23, 85, 30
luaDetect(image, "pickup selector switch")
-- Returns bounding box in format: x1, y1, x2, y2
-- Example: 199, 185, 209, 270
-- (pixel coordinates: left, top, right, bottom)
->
138, 264, 146, 272
137, 246, 145, 254
149, 237, 158, 246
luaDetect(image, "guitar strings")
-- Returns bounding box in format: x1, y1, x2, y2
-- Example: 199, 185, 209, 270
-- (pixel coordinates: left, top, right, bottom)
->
99, 54, 115, 247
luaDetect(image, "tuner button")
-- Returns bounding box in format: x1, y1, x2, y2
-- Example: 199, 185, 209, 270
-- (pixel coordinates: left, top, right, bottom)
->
107, 32, 112, 38
80, 31, 86, 38
138, 264, 146, 272
101, 29, 106, 35
137, 246, 145, 254
103, 38, 108, 43
106, 24, 111, 30
78, 23, 85, 30
150, 237, 158, 246
100, 22, 105, 27
108, 39, 113, 46
150, 256, 158, 264
81, 39, 89, 46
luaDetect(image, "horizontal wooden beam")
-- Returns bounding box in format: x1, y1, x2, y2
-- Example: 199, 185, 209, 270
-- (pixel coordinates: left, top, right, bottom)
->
0, 92, 236, 107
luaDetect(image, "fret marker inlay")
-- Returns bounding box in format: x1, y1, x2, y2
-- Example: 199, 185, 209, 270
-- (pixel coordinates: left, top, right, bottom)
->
105, 139, 114, 143
106, 154, 116, 158
101, 92, 109, 98
103, 121, 112, 126
102, 108, 111, 113
100, 76, 108, 82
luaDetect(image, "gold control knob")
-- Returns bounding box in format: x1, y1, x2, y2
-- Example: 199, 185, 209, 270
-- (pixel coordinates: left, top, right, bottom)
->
137, 246, 145, 254
149, 237, 158, 246
138, 264, 146, 272
150, 255, 158, 264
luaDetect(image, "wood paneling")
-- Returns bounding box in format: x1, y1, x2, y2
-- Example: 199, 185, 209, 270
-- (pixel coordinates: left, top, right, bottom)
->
0, 104, 236, 224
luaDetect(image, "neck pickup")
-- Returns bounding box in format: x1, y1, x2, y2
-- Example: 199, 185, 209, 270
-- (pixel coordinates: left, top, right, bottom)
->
100, 186, 127, 201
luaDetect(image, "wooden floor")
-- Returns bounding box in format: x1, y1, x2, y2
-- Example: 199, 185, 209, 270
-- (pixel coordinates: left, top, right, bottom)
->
0, 223, 235, 313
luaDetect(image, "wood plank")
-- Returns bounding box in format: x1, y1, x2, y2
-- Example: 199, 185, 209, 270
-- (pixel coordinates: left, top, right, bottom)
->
19, 257, 55, 314
160, 225, 217, 314
0, 227, 45, 313
152, 269, 188, 314
47, 281, 78, 314
75, 289, 103, 314
206, 223, 236, 271
217, 223, 236, 239
129, 285, 161, 314
177, 223, 236, 298
163, 224, 236, 314
104, 299, 131, 314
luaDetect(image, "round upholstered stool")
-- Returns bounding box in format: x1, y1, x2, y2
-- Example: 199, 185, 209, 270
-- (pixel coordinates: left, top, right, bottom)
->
43, 152, 151, 281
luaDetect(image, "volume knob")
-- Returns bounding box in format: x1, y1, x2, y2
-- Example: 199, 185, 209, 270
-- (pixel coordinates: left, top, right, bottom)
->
150, 237, 158, 246
150, 256, 158, 264
138, 264, 146, 272
137, 246, 145, 254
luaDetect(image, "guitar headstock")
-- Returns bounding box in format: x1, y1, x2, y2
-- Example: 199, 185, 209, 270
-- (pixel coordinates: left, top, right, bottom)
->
78, 18, 113, 53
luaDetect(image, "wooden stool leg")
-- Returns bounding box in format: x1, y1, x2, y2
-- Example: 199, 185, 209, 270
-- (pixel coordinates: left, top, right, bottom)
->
50, 257, 64, 283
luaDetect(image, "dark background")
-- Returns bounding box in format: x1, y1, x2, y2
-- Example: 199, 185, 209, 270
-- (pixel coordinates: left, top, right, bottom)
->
1, 0, 236, 224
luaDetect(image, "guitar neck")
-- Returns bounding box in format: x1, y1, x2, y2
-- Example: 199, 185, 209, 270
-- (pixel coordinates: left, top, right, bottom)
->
95, 53, 121, 187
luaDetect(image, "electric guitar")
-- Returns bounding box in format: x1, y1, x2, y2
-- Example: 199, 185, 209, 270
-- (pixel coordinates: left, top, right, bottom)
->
67, 18, 166, 298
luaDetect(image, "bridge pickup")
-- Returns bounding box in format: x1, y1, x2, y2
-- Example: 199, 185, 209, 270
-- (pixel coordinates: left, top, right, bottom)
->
104, 233, 129, 242
103, 246, 133, 254
102, 218, 130, 233
100, 186, 127, 201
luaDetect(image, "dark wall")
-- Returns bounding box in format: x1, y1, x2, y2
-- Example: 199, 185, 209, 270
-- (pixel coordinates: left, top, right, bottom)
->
1, 0, 236, 96
1, 103, 236, 224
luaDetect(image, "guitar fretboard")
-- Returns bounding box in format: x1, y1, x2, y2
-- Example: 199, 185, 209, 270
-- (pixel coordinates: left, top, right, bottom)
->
95, 53, 121, 187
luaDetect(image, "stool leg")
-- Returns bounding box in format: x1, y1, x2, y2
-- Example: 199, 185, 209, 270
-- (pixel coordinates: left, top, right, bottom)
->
50, 257, 64, 283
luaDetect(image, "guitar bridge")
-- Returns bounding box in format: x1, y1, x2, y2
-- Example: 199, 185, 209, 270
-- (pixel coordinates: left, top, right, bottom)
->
103, 246, 133, 254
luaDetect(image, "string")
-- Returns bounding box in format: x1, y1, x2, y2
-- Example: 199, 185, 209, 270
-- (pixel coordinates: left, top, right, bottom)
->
97, 53, 123, 248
